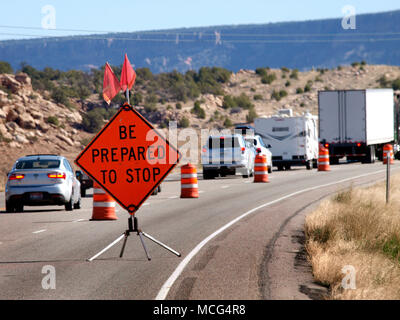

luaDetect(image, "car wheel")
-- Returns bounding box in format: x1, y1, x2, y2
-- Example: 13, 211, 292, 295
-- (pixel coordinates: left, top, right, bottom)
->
158, 185, 161, 193
65, 196, 74, 211
243, 168, 250, 178
268, 166, 272, 174
15, 204, 23, 213
151, 188, 158, 196
5, 201, 14, 213
74, 197, 81, 209
81, 187, 86, 198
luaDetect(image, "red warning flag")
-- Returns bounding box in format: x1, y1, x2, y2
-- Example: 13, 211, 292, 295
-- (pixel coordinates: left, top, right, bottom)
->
120, 54, 136, 91
103, 63, 121, 105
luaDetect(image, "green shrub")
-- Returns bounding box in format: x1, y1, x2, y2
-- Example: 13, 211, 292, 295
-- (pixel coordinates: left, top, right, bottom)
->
144, 103, 157, 113
392, 78, 400, 91
261, 73, 276, 84
51, 87, 69, 105
285, 81, 291, 87
46, 116, 59, 127
224, 117, 233, 127
271, 90, 288, 101
296, 88, 304, 94
223, 95, 236, 109
0, 61, 13, 74
81, 107, 116, 133
191, 101, 206, 119
279, 90, 288, 98
178, 117, 190, 128
235, 93, 254, 109
290, 69, 299, 80
281, 67, 290, 73
246, 107, 258, 123
176, 102, 182, 109
304, 83, 312, 92
255, 68, 268, 77
315, 76, 323, 82
253, 94, 263, 100
131, 92, 143, 105
378, 75, 391, 88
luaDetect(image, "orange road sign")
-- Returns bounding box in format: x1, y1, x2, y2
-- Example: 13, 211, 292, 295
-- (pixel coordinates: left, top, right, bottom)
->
75, 103, 181, 215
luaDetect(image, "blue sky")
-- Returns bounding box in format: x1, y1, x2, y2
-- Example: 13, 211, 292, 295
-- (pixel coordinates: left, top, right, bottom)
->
0, 0, 399, 40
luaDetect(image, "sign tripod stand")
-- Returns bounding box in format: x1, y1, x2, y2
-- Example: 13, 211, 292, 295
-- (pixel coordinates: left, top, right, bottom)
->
87, 214, 181, 262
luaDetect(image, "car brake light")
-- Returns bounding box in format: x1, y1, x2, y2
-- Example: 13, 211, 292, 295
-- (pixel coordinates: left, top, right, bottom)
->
48, 172, 66, 179
8, 174, 25, 181
324, 143, 329, 148
256, 148, 261, 154
202, 147, 207, 153
357, 143, 361, 147
241, 147, 246, 153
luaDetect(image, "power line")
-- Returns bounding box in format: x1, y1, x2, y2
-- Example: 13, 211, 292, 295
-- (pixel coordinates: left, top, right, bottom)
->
1, 24, 400, 38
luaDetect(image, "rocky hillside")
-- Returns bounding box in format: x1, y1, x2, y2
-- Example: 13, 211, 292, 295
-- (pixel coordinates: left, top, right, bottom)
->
1, 64, 400, 190
0, 72, 92, 189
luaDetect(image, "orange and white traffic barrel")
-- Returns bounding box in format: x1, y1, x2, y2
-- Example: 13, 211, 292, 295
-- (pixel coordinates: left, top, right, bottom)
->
254, 154, 269, 183
318, 145, 331, 171
383, 144, 394, 165
180, 164, 199, 198
91, 182, 118, 220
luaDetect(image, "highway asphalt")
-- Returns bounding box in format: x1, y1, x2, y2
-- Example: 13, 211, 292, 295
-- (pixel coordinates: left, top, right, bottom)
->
0, 162, 397, 299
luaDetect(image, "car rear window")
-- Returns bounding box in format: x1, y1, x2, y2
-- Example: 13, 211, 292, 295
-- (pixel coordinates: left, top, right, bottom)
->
16, 160, 61, 169
208, 137, 241, 149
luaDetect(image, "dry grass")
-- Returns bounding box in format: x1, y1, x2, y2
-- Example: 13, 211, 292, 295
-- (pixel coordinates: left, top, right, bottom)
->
305, 175, 400, 299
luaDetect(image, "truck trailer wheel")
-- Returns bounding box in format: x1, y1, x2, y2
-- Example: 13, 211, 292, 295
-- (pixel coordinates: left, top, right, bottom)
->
203, 169, 215, 180
330, 157, 339, 165
361, 146, 375, 164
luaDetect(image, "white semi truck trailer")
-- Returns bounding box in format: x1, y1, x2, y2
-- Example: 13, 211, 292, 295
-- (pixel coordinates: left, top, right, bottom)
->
318, 89, 396, 164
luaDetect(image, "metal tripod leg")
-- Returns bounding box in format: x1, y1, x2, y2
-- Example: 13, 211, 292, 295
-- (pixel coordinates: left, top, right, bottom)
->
87, 233, 125, 262
119, 231, 129, 258
141, 231, 181, 257
138, 232, 151, 261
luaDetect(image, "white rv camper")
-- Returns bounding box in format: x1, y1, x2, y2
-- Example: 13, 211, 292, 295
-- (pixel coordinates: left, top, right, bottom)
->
254, 110, 319, 170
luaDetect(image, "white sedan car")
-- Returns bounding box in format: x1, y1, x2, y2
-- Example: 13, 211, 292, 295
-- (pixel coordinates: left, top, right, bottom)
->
245, 135, 273, 173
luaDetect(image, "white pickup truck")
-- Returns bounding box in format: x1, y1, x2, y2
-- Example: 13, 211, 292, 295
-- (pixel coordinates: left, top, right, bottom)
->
201, 134, 255, 179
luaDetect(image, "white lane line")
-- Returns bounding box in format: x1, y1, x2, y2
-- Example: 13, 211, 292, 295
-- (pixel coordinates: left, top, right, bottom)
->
143, 203, 150, 206
168, 196, 179, 199
32, 229, 46, 234
244, 181, 252, 184
156, 169, 388, 300
73, 219, 85, 223
198, 191, 205, 194
221, 185, 230, 189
